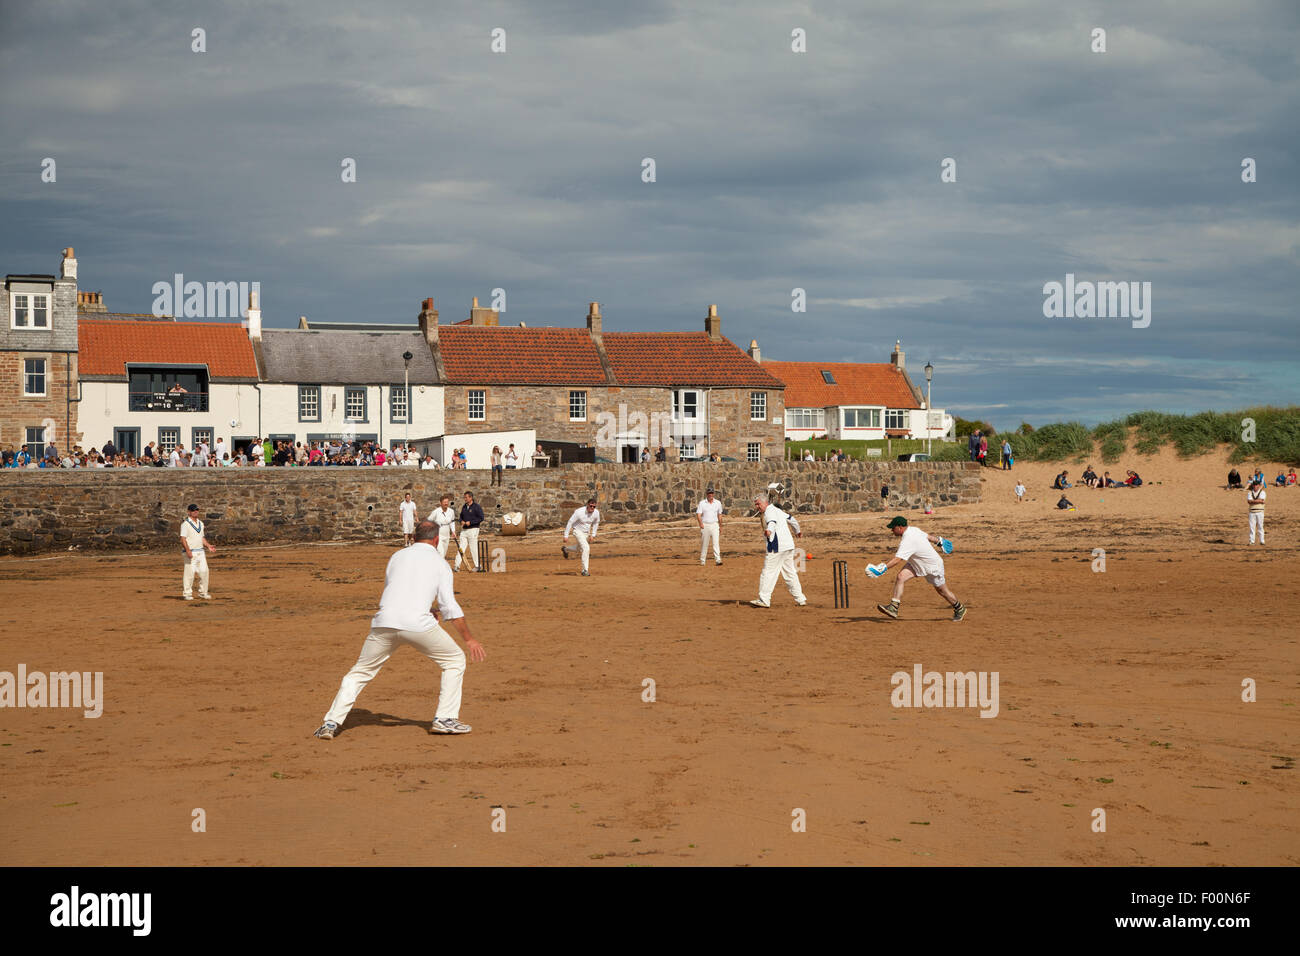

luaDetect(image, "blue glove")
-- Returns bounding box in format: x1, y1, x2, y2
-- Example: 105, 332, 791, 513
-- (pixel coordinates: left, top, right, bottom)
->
866, 563, 887, 578
940, 538, 954, 555
766, 536, 778, 553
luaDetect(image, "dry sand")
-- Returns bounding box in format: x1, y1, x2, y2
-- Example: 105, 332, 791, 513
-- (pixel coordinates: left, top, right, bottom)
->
1, 445, 1296, 866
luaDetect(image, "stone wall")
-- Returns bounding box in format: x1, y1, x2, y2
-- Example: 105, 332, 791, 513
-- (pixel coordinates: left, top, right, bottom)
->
0, 351, 81, 453
0, 461, 981, 554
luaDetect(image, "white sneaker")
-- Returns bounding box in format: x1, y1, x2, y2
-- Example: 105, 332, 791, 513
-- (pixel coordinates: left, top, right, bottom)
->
183, 595, 193, 601
430, 717, 472, 735
749, 599, 770, 608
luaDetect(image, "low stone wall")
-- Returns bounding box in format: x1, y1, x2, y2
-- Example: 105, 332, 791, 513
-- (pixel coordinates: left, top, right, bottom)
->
0, 461, 981, 554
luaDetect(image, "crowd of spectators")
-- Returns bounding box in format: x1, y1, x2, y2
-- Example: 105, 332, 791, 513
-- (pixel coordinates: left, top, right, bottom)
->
1, 438, 447, 470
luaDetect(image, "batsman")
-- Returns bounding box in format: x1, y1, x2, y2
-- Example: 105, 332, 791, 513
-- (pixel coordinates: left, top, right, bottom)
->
866, 516, 966, 621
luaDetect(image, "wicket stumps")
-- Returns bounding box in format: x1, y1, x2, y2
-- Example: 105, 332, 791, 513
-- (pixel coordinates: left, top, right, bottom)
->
477, 538, 489, 572
832, 560, 849, 608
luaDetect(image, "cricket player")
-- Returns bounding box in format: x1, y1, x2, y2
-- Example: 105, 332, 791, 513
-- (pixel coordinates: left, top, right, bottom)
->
697, 487, 723, 565
429, 494, 458, 561
750, 492, 806, 608
1247, 479, 1266, 545
868, 516, 966, 621
399, 492, 418, 547
180, 503, 215, 600
562, 498, 600, 576
454, 491, 484, 572
314, 520, 486, 739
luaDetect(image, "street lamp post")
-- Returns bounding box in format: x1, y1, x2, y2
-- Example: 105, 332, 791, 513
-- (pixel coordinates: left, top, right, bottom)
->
402, 350, 413, 449
924, 361, 934, 458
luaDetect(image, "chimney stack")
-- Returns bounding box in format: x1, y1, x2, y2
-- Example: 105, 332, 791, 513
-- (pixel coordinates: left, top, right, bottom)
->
705, 304, 721, 342
747, 338, 761, 363
245, 288, 262, 340
469, 296, 499, 326
61, 247, 77, 281
890, 339, 904, 371
418, 297, 440, 344
586, 302, 602, 336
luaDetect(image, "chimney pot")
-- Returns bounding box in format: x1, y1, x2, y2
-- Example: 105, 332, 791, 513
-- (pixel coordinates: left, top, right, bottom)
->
705, 303, 722, 341
587, 302, 602, 335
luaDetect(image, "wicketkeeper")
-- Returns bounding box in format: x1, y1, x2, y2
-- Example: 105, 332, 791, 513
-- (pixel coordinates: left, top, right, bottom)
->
867, 516, 966, 621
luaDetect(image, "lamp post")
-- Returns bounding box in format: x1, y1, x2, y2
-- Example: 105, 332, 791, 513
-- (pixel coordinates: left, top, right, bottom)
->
402, 350, 413, 448
924, 361, 934, 457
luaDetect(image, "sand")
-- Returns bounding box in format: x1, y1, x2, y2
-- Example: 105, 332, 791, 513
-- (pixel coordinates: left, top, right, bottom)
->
0, 445, 1296, 866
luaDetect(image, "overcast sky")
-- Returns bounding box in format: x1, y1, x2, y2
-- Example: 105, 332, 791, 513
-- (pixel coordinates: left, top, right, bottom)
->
2, 0, 1296, 427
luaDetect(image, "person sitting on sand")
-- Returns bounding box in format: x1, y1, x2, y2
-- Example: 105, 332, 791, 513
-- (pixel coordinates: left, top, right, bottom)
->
1228, 468, 1243, 489
1103, 471, 1120, 487
1053, 470, 1071, 490
1252, 469, 1265, 487
1288, 469, 1298, 486
1082, 465, 1099, 488
1124, 469, 1142, 487
1275, 472, 1288, 487
1056, 494, 1075, 510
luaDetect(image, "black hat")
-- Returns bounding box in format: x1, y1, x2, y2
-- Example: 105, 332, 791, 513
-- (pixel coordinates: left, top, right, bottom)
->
187, 504, 199, 512
887, 516, 908, 528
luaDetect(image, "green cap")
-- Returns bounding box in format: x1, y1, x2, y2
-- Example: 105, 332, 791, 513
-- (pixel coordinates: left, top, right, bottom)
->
886, 516, 908, 528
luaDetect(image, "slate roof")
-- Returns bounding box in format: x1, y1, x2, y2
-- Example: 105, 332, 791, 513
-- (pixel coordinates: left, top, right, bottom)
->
79, 320, 259, 380
761, 360, 922, 409
258, 330, 439, 384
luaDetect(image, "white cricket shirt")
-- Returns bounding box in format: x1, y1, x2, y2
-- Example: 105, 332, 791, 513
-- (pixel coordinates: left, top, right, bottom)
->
180, 518, 205, 552
430, 505, 458, 534
399, 500, 418, 521
762, 504, 796, 552
371, 543, 464, 630
697, 498, 723, 524
565, 506, 600, 536
895, 526, 943, 576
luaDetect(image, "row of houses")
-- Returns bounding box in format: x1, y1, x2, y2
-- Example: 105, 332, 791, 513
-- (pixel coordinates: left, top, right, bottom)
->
2, 249, 951, 465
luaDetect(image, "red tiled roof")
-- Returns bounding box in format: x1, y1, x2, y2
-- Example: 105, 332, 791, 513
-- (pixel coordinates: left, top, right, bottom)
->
603, 332, 784, 388
762, 360, 921, 409
438, 327, 608, 385
78, 320, 259, 379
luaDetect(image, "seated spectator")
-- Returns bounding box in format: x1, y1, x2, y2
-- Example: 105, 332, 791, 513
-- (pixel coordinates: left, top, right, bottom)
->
1275, 472, 1288, 487
1227, 468, 1242, 489
1124, 470, 1143, 487
421, 455, 439, 470
1252, 469, 1265, 487
1288, 469, 1298, 486
1053, 470, 1071, 489
1081, 465, 1099, 488
1057, 494, 1075, 510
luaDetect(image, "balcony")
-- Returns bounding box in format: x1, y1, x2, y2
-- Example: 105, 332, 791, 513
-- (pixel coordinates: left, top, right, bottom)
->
129, 391, 209, 412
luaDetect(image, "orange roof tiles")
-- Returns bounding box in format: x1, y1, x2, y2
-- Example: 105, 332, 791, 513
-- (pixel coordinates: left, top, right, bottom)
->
78, 320, 258, 379
437, 327, 608, 385
761, 360, 921, 409
603, 332, 784, 388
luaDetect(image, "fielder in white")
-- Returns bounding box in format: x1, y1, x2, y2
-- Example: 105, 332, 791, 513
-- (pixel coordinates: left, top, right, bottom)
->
429, 494, 458, 561
697, 487, 723, 565
867, 516, 966, 621
399, 492, 418, 547
314, 520, 487, 740
750, 492, 806, 608
180, 503, 215, 600
1247, 480, 1266, 545
562, 498, 600, 576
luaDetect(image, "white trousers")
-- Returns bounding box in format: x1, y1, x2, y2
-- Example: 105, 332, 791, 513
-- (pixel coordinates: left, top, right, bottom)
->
570, 528, 591, 571
758, 549, 805, 604
1249, 512, 1265, 543
700, 524, 720, 562
455, 527, 480, 569
324, 625, 466, 726
436, 530, 454, 559
183, 551, 209, 598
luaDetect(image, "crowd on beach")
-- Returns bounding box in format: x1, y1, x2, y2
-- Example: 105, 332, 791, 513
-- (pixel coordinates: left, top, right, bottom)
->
3, 438, 469, 470
1227, 467, 1296, 489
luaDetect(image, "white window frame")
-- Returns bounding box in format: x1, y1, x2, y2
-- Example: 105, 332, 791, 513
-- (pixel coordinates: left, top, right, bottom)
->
298, 385, 321, 422
25, 426, 47, 459
344, 386, 367, 422
467, 389, 486, 421
192, 427, 213, 451
746, 441, 761, 462
673, 389, 699, 421
11, 293, 51, 330
844, 407, 881, 429
159, 427, 180, 454
23, 357, 47, 397
885, 408, 908, 430
750, 391, 767, 421
569, 390, 587, 422
679, 441, 696, 460
390, 385, 409, 424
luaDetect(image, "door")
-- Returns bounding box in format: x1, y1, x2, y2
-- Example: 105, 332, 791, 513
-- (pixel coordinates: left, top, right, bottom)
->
113, 428, 141, 457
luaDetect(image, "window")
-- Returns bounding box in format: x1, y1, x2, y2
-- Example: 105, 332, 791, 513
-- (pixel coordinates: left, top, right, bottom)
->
569, 390, 587, 422
467, 389, 485, 421
159, 427, 180, 454
746, 442, 761, 462
25, 426, 46, 460
11, 293, 50, 329
192, 427, 213, 450
821, 370, 836, 384
345, 386, 367, 422
885, 409, 908, 430
23, 358, 46, 396
750, 392, 767, 421
788, 408, 825, 430
390, 385, 409, 423
679, 441, 696, 460
672, 389, 698, 420
844, 408, 881, 428
298, 385, 321, 422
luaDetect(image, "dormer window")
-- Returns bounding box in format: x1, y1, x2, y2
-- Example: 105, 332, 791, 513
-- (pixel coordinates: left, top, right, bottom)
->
11, 293, 50, 329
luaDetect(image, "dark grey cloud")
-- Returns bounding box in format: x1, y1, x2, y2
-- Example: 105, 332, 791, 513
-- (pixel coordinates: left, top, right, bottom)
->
1, 0, 1296, 427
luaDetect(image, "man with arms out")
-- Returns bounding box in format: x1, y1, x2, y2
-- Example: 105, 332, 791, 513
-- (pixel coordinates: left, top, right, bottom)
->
1247, 479, 1266, 545
429, 494, 458, 561
399, 492, 418, 547
180, 503, 215, 600
750, 492, 806, 608
315, 520, 486, 739
454, 491, 484, 572
697, 487, 724, 566
562, 498, 601, 576
868, 516, 966, 621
